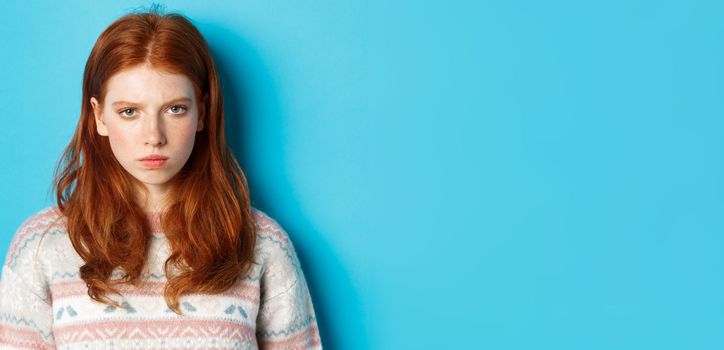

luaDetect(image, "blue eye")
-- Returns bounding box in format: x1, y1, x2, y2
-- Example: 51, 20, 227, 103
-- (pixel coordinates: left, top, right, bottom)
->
169, 105, 187, 115
119, 108, 135, 117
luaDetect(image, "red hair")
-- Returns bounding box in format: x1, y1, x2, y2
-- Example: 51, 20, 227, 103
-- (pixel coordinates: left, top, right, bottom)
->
52, 7, 256, 314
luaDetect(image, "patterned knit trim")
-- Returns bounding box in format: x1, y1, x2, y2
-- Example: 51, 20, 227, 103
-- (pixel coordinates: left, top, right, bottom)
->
50, 279, 260, 302
53, 318, 255, 341
0, 325, 53, 349
259, 324, 322, 350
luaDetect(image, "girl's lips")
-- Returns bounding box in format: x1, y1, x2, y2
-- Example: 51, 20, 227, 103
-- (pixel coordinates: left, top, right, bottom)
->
140, 159, 167, 169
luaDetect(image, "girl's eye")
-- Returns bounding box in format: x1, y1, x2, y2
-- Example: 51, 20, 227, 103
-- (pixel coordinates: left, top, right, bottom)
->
119, 108, 136, 118
169, 105, 187, 115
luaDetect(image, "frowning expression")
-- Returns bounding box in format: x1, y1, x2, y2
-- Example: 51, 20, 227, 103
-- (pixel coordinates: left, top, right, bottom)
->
90, 63, 204, 196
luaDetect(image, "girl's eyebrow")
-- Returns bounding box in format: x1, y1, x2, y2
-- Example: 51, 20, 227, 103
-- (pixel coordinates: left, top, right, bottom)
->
111, 97, 192, 108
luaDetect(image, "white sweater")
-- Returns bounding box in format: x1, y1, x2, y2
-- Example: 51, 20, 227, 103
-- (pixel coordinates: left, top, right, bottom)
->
0, 206, 322, 349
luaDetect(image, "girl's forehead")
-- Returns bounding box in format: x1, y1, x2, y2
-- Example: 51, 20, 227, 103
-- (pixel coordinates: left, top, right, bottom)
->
104, 65, 196, 102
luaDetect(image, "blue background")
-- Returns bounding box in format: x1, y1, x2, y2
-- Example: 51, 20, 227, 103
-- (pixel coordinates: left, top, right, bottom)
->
2, 1, 724, 349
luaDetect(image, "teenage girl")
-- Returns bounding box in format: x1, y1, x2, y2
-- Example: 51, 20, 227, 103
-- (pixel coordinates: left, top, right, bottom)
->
0, 8, 322, 349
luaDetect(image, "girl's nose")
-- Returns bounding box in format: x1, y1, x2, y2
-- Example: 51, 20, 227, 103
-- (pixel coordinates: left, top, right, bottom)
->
144, 116, 166, 146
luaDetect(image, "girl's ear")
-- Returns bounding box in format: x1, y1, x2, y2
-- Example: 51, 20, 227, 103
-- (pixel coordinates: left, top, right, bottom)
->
90, 97, 108, 136
197, 115, 205, 132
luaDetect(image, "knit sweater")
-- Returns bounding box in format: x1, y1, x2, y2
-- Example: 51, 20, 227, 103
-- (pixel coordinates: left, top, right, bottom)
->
0, 206, 322, 349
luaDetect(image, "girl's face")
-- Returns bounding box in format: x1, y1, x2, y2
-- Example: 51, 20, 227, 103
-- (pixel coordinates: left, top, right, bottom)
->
90, 64, 204, 201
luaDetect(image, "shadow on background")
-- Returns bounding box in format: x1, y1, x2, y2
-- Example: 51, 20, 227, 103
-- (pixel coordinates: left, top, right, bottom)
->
200, 22, 368, 350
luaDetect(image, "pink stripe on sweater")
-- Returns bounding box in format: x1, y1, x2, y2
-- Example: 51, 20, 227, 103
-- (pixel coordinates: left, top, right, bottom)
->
54, 318, 255, 341
0, 324, 51, 349
260, 324, 322, 350
50, 279, 260, 303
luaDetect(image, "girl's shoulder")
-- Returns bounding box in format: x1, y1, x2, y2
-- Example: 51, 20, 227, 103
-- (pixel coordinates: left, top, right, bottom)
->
250, 207, 304, 279
251, 207, 293, 247
4, 206, 66, 266
13, 205, 65, 234
2, 206, 68, 297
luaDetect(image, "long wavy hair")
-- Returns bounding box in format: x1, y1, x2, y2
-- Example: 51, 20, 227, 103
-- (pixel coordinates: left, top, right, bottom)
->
52, 7, 256, 315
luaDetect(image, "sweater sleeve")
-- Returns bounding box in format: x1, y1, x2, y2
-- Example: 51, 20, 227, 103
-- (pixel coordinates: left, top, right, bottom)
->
0, 209, 56, 349
255, 215, 322, 350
